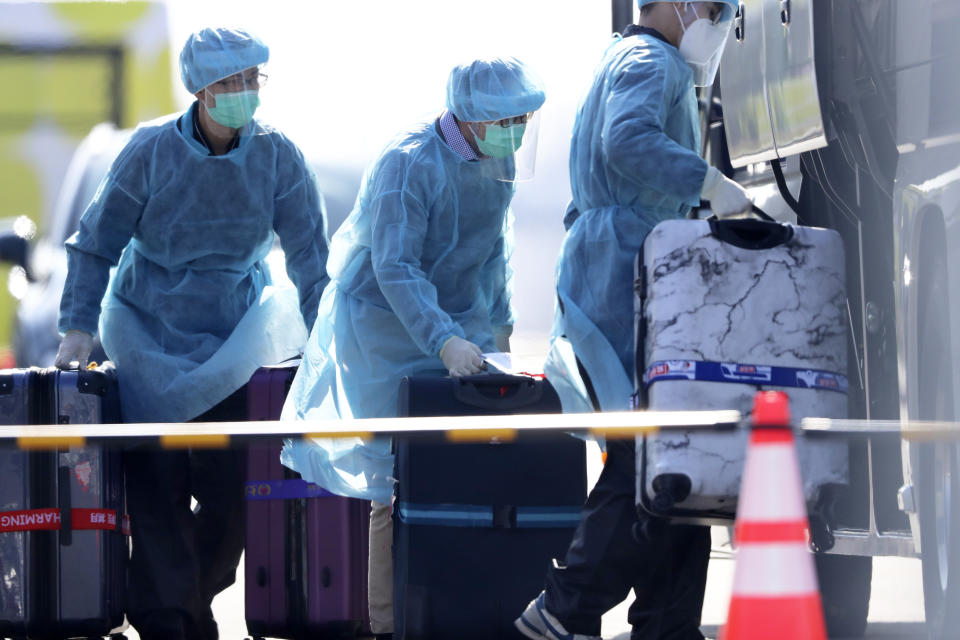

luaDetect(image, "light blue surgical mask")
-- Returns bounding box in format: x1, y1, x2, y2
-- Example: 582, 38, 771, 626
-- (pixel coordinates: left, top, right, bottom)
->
206, 89, 260, 129
476, 123, 526, 158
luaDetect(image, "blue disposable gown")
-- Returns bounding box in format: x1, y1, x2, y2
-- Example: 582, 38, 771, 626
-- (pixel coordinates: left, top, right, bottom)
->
281, 120, 515, 503
59, 106, 330, 423
546, 31, 709, 412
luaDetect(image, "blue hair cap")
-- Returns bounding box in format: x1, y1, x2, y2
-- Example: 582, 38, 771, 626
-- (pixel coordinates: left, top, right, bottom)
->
446, 56, 546, 122
179, 27, 269, 94
637, 0, 738, 15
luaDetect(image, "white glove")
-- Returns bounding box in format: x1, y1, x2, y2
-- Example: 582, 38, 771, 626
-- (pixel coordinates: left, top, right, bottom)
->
55, 330, 95, 370
439, 336, 484, 377
701, 166, 752, 218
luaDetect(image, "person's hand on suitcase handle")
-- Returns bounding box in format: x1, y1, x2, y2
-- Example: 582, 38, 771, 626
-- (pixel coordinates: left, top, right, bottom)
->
701, 166, 752, 219
440, 335, 486, 377
55, 329, 95, 370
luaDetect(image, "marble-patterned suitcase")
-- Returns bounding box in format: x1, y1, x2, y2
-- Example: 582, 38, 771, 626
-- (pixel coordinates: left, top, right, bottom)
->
634, 218, 849, 518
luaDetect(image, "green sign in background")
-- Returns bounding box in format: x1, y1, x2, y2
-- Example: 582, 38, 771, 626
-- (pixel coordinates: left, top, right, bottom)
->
0, 1, 175, 362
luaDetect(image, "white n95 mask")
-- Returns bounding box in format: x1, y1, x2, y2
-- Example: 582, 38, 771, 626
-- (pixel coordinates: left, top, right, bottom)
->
675, 4, 733, 87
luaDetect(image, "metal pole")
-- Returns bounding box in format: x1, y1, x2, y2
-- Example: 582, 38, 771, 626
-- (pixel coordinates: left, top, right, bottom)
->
108, 46, 125, 127
612, 0, 634, 33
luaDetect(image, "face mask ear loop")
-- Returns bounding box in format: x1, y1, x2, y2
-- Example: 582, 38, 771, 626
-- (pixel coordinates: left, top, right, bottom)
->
467, 122, 484, 142
203, 88, 219, 112
673, 2, 688, 38
674, 2, 701, 35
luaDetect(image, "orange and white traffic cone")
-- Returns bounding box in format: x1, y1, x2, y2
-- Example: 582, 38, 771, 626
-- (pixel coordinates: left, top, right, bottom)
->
719, 391, 827, 640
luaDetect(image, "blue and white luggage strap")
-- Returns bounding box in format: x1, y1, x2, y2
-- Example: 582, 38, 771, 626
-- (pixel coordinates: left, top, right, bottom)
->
643, 360, 848, 394
396, 502, 582, 529
244, 478, 337, 500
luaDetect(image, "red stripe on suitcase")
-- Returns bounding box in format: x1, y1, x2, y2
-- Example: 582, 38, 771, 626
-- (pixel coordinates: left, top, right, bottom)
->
0, 508, 61, 532
0, 508, 130, 534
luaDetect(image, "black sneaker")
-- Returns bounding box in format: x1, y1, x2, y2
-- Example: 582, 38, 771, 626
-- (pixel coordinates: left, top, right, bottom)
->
132, 608, 188, 640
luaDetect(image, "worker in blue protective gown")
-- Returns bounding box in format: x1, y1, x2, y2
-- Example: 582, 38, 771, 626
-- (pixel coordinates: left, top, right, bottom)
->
281, 56, 545, 640
516, 3, 749, 640
55, 27, 329, 640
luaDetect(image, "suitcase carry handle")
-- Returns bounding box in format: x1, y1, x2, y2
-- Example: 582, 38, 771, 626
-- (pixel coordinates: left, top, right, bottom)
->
704, 204, 775, 223
450, 374, 544, 411
707, 215, 794, 250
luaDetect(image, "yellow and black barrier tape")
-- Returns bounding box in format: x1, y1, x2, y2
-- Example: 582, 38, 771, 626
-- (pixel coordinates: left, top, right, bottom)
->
17, 435, 87, 450
801, 418, 960, 443
2, 411, 959, 450
0, 410, 740, 450
160, 434, 232, 449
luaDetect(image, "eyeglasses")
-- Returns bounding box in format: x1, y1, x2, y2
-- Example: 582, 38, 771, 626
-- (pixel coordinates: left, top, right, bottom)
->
485, 113, 532, 128
211, 71, 268, 91
694, 2, 730, 25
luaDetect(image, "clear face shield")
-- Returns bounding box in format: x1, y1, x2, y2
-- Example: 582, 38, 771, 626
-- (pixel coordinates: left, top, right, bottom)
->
675, 2, 735, 87
467, 110, 541, 182
197, 65, 268, 135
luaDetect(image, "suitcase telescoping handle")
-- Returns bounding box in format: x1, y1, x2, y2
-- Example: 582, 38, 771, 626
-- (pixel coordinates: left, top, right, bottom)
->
707, 205, 795, 251
451, 374, 544, 411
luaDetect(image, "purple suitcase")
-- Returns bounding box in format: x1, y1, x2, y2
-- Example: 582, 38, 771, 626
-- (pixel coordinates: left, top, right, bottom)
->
244, 364, 371, 639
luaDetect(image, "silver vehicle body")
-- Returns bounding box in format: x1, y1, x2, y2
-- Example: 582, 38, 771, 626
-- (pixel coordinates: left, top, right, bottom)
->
714, 0, 960, 634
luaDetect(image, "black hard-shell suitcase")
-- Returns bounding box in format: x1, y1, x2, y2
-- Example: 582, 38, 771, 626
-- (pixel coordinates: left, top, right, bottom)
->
0, 366, 127, 639
394, 374, 586, 640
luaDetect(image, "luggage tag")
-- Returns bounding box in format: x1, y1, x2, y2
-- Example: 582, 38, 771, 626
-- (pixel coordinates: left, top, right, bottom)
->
481, 352, 547, 380
481, 352, 516, 375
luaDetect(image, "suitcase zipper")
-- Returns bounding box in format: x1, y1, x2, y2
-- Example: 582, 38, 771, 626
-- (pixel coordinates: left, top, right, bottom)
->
287, 488, 308, 631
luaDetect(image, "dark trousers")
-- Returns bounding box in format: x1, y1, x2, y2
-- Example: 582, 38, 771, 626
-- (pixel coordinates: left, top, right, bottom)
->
543, 439, 711, 640
125, 387, 248, 640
